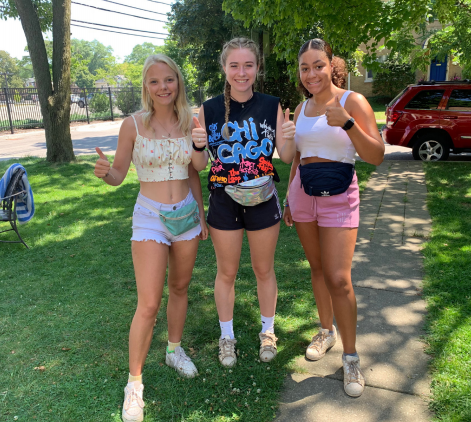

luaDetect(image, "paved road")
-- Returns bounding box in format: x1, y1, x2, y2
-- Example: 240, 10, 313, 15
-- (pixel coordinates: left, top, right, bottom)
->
2, 119, 471, 161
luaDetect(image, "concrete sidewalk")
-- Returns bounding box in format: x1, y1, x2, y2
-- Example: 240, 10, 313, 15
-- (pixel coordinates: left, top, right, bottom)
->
276, 161, 432, 422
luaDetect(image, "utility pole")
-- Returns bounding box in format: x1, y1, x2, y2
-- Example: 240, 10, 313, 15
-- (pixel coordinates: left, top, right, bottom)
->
1, 72, 14, 134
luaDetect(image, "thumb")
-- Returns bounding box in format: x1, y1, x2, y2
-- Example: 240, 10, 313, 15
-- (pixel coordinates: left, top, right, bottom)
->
95, 147, 107, 160
284, 108, 290, 123
193, 116, 202, 129
335, 95, 342, 107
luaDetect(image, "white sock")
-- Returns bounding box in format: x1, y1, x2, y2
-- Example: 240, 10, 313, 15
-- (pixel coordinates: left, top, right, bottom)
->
219, 319, 234, 339
261, 314, 275, 334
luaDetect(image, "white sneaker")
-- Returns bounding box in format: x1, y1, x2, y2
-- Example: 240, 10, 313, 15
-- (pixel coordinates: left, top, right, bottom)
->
259, 332, 278, 362
218, 335, 237, 367
306, 326, 337, 361
165, 346, 198, 378
122, 383, 144, 422
343, 354, 365, 397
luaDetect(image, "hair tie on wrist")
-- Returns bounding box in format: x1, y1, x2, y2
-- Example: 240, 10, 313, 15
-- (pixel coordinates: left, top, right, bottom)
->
192, 142, 206, 152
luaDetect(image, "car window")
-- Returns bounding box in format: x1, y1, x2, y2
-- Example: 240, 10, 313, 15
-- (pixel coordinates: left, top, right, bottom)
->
405, 90, 445, 110
446, 89, 471, 111
388, 88, 409, 107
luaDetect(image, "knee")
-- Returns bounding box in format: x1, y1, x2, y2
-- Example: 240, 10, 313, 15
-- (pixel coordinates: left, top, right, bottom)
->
216, 269, 238, 286
252, 264, 275, 283
326, 274, 353, 297
168, 280, 190, 297
136, 301, 161, 321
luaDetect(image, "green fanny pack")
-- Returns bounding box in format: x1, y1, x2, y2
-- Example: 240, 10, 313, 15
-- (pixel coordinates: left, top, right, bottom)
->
136, 197, 200, 236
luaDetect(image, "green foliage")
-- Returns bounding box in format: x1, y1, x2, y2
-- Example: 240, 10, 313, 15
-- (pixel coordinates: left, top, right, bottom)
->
71, 39, 115, 76
0, 50, 24, 88
73, 63, 95, 89
88, 93, 109, 114
372, 60, 416, 100
125, 42, 164, 65
169, 0, 249, 97
115, 88, 141, 116
0, 0, 53, 31
223, 0, 471, 76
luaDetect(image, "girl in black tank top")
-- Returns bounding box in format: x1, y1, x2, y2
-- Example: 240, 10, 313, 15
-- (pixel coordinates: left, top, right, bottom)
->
191, 37, 296, 368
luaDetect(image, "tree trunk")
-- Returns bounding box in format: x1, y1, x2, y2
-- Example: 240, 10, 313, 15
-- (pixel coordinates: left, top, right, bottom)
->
14, 0, 75, 162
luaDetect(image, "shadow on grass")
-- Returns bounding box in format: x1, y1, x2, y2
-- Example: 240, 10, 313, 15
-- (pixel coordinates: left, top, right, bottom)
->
0, 157, 375, 422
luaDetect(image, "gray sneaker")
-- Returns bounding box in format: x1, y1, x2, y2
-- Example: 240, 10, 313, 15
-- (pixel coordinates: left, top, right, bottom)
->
259, 332, 278, 362
306, 326, 337, 361
218, 335, 237, 367
122, 383, 144, 422
343, 354, 365, 397
165, 346, 198, 378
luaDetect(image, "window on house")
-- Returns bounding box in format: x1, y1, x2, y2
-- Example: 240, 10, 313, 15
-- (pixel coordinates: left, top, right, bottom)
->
364, 55, 387, 83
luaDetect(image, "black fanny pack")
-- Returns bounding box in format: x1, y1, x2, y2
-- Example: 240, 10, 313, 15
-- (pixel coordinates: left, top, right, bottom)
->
299, 162, 354, 197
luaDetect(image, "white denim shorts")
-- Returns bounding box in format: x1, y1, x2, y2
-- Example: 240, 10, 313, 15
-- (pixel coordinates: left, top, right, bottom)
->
131, 191, 201, 246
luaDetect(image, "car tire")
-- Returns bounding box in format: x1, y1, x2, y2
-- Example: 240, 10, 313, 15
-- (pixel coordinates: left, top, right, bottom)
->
412, 135, 450, 161
78, 100, 85, 108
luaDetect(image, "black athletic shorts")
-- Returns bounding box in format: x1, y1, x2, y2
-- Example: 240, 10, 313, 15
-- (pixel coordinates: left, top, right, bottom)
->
207, 188, 282, 231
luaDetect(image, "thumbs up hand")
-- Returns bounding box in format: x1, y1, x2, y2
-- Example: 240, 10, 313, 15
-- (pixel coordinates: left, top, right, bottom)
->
325, 95, 349, 127
282, 108, 296, 141
192, 116, 207, 150
94, 146, 111, 178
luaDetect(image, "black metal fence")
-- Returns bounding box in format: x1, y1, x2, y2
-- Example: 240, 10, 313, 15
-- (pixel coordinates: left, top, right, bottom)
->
0, 87, 142, 134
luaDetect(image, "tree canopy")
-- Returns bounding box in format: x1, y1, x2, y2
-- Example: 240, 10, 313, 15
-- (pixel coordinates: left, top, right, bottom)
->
125, 42, 164, 65
223, 0, 471, 75
0, 50, 27, 87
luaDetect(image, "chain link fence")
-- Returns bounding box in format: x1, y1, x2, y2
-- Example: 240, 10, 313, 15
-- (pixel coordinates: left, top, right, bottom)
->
0, 86, 142, 134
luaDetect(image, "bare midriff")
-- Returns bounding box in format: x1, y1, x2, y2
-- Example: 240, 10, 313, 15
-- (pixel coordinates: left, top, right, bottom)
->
301, 156, 338, 166
139, 179, 190, 204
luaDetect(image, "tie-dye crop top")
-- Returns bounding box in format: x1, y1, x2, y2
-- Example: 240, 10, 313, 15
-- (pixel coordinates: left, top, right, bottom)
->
131, 114, 192, 182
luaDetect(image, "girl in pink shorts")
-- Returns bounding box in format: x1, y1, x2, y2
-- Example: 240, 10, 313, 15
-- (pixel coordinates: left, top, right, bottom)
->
283, 39, 384, 398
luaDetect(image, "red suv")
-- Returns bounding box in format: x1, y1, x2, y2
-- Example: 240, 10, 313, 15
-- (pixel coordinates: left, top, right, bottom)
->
382, 80, 471, 161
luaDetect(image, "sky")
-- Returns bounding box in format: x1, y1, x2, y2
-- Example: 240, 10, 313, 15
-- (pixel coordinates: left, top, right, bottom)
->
0, 0, 172, 61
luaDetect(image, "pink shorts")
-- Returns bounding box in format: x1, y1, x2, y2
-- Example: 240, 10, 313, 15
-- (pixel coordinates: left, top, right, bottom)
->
288, 167, 360, 228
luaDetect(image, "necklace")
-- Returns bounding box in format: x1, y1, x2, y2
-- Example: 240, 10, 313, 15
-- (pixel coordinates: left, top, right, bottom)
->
153, 116, 177, 138
230, 92, 254, 108
311, 94, 335, 116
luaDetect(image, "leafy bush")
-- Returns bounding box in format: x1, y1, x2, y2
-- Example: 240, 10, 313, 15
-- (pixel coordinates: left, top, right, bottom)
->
372, 60, 415, 101
89, 93, 110, 114
116, 89, 141, 116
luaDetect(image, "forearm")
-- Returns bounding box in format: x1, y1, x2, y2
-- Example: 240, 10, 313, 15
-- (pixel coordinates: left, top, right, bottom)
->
286, 152, 300, 199
348, 125, 384, 165
191, 150, 209, 172
188, 166, 206, 220
278, 138, 296, 164
101, 166, 127, 186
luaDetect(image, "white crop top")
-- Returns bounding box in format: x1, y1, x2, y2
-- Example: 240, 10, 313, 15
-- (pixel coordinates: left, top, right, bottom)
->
295, 91, 356, 165
131, 114, 192, 182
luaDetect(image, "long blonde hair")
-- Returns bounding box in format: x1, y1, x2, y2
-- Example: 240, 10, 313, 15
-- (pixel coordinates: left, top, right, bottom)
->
140, 54, 192, 136
220, 38, 261, 139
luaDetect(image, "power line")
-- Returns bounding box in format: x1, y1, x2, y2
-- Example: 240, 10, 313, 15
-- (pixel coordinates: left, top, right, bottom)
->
71, 23, 167, 39
71, 2, 167, 23
99, 0, 168, 16
72, 19, 168, 36
144, 0, 173, 5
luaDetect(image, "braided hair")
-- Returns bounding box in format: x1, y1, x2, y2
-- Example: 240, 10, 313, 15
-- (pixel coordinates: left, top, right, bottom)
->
296, 39, 347, 97
220, 38, 261, 139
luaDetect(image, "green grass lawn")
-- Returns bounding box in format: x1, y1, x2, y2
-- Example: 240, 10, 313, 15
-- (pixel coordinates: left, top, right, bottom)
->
0, 157, 375, 422
422, 163, 471, 422
366, 95, 389, 121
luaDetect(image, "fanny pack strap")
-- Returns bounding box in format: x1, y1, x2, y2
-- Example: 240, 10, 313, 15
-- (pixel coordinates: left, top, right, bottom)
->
136, 196, 196, 220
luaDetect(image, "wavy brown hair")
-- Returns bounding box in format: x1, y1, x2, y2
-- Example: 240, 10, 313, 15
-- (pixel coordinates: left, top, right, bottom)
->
220, 38, 261, 139
296, 39, 347, 98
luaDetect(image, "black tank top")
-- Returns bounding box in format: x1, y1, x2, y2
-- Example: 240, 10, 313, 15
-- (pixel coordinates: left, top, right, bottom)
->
203, 92, 280, 190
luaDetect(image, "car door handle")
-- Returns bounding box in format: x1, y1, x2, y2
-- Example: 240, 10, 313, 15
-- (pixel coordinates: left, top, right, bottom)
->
442, 116, 457, 119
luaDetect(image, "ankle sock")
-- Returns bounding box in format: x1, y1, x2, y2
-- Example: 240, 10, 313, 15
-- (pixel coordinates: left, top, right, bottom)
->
343, 352, 359, 358
128, 373, 142, 386
219, 319, 235, 339
261, 314, 275, 334
167, 341, 181, 353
